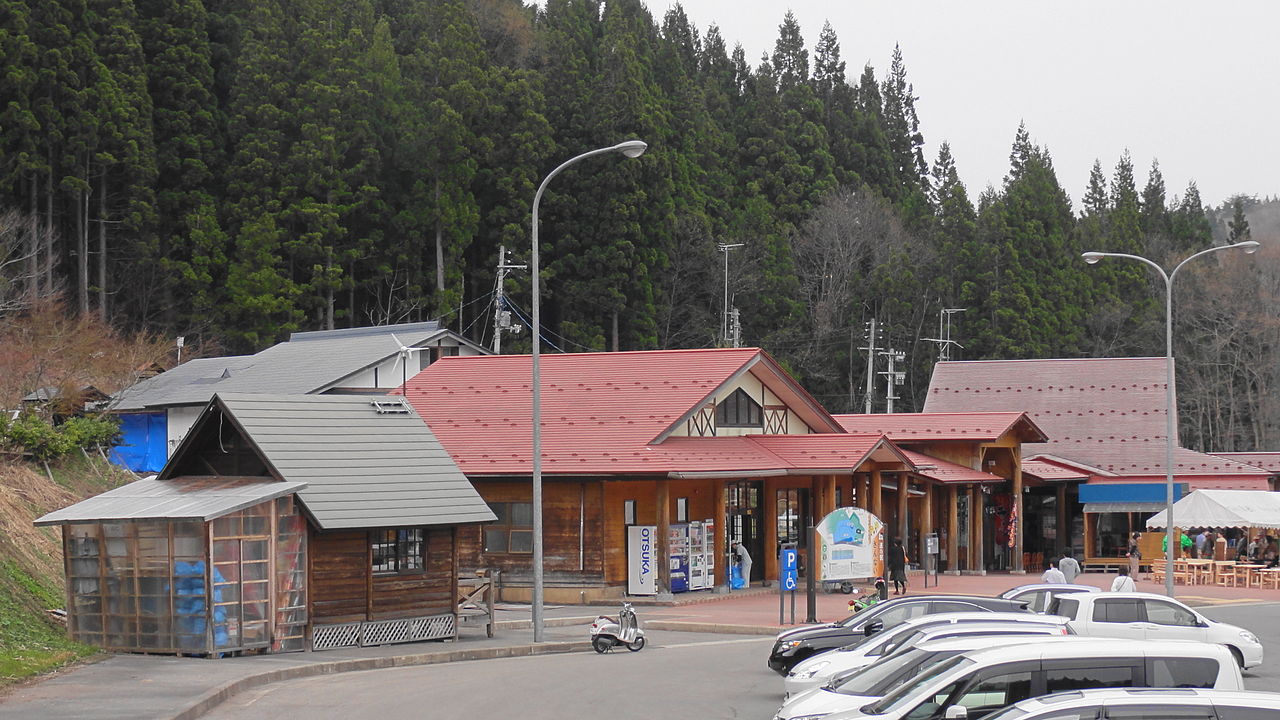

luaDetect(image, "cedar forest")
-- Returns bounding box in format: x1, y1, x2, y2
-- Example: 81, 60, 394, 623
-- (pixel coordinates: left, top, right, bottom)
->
0, 0, 1277, 452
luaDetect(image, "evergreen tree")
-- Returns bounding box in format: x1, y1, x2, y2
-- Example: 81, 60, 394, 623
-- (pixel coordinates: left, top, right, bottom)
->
881, 44, 927, 193
1169, 181, 1213, 251
1228, 195, 1252, 241
1139, 158, 1170, 240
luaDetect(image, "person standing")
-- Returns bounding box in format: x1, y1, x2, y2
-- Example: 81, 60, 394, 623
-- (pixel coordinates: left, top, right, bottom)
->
1195, 529, 1208, 558
1127, 532, 1141, 578
1042, 558, 1066, 584
1111, 566, 1137, 592
1058, 548, 1081, 583
888, 539, 908, 595
732, 541, 752, 588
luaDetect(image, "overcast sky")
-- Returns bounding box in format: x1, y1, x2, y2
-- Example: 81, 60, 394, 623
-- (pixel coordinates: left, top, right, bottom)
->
640, 1, 1278, 210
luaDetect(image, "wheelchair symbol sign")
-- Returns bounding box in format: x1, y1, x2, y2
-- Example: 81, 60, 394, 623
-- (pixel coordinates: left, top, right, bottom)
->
782, 575, 797, 591
779, 547, 798, 591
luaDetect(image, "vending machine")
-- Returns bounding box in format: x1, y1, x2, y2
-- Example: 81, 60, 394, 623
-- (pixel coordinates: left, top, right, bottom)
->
688, 521, 708, 590
669, 524, 690, 592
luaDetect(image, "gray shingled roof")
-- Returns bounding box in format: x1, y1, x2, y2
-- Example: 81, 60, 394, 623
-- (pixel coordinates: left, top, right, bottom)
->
209, 393, 495, 530
111, 322, 454, 411
35, 477, 305, 525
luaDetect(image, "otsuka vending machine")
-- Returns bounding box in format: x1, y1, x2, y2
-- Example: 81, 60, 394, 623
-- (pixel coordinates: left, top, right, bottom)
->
669, 524, 690, 592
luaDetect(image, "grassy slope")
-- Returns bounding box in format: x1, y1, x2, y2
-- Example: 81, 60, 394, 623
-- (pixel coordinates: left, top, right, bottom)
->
0, 455, 130, 687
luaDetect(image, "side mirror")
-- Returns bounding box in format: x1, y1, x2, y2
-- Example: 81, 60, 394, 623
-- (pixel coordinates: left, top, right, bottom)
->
863, 620, 883, 636
943, 706, 969, 719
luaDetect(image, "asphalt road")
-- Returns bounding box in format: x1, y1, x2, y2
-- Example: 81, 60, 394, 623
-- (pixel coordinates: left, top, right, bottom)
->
206, 602, 1280, 720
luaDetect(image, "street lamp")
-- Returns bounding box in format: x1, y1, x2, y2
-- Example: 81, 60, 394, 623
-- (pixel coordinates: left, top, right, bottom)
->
1082, 240, 1260, 597
531, 139, 647, 641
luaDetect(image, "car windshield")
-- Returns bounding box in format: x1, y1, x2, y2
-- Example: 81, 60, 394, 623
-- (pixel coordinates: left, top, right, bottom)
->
876, 627, 929, 656
837, 629, 891, 653
864, 655, 974, 714
832, 648, 957, 697
838, 601, 886, 627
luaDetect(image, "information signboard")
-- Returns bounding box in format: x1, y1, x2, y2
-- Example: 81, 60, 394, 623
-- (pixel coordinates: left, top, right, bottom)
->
816, 507, 884, 581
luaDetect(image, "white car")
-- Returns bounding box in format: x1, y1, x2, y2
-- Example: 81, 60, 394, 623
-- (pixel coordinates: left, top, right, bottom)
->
1047, 591, 1264, 668
985, 688, 1280, 720
784, 613, 1070, 697
777, 635, 1072, 720
996, 583, 1099, 613
820, 639, 1242, 720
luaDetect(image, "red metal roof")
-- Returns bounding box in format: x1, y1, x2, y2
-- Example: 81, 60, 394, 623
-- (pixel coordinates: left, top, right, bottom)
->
1022, 458, 1089, 482
902, 450, 1004, 484
748, 433, 908, 472
1211, 452, 1280, 473
924, 358, 1271, 481
834, 412, 1047, 443
402, 348, 846, 476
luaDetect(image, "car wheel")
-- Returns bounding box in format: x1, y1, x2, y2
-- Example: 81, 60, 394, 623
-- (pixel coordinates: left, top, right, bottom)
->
1228, 645, 1245, 669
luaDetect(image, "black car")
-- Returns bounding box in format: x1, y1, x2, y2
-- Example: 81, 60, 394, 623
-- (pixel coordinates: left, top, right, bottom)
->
766, 594, 1030, 674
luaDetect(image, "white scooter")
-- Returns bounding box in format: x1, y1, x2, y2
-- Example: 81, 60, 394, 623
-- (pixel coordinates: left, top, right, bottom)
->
590, 602, 646, 653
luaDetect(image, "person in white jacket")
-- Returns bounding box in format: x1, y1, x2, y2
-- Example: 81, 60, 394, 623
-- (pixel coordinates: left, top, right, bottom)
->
1041, 558, 1066, 584
1110, 566, 1137, 592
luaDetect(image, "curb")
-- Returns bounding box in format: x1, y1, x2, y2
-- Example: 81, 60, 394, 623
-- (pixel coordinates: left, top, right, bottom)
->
171, 640, 591, 720
493, 615, 599, 631
643, 620, 778, 636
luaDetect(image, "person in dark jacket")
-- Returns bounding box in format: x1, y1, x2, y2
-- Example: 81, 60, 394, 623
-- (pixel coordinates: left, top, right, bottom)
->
888, 539, 908, 595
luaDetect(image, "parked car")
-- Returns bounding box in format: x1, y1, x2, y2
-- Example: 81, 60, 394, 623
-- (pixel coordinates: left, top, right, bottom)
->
814, 638, 1243, 720
1046, 591, 1264, 668
784, 614, 1071, 697
997, 583, 1098, 613
777, 634, 1068, 720
985, 688, 1280, 720
768, 595, 1031, 674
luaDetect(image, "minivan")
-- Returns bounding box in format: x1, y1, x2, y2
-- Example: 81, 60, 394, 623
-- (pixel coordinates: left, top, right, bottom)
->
818, 638, 1242, 720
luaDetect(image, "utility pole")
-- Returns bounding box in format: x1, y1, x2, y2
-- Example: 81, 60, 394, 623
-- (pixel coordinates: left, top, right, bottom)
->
492, 245, 527, 353
717, 243, 744, 346
860, 319, 882, 413
729, 307, 742, 348
878, 348, 906, 413
923, 308, 966, 361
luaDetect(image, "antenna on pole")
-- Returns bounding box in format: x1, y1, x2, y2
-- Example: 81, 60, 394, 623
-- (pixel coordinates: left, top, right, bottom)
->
492, 245, 527, 354
923, 308, 966, 361
717, 242, 745, 346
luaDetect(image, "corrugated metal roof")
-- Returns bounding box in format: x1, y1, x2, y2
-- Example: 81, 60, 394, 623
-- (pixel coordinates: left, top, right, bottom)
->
111, 322, 451, 411
901, 450, 1005, 484
402, 348, 844, 476
209, 393, 494, 530
1022, 459, 1089, 482
924, 358, 1271, 480
834, 412, 1047, 443
1211, 452, 1280, 473
34, 476, 304, 525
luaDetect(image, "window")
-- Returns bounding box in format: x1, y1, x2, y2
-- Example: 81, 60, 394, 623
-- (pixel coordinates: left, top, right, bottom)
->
1092, 598, 1142, 623
484, 502, 533, 553
950, 668, 1035, 716
715, 388, 762, 427
1142, 600, 1198, 627
371, 529, 423, 573
870, 601, 930, 630
1147, 658, 1218, 688
930, 601, 984, 614
676, 497, 688, 523
1044, 664, 1136, 693
1216, 707, 1280, 720
1105, 708, 1214, 720
623, 500, 636, 526
1050, 597, 1080, 619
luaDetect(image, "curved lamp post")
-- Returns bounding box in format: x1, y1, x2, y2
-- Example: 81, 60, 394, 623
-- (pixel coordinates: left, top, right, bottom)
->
1082, 240, 1260, 597
531, 140, 647, 641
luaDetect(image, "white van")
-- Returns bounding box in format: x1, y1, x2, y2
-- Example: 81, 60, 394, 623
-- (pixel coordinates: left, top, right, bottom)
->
819, 638, 1242, 720
985, 688, 1280, 720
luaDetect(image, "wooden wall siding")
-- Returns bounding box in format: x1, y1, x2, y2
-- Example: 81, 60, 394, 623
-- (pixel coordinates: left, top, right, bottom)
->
371, 528, 455, 619
458, 480, 606, 584
310, 527, 457, 624
602, 479, 719, 585
310, 530, 371, 624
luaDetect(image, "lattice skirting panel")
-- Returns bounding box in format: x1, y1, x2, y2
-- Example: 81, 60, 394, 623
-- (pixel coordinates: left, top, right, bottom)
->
312, 613, 457, 651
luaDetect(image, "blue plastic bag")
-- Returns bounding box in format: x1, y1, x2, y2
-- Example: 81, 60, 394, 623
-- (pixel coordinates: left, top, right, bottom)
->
730, 565, 745, 589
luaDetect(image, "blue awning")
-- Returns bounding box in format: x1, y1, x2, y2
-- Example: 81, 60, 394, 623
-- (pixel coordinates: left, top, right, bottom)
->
1079, 483, 1188, 505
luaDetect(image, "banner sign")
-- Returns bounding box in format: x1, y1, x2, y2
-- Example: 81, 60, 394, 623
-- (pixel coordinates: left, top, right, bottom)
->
817, 507, 884, 581
627, 525, 657, 595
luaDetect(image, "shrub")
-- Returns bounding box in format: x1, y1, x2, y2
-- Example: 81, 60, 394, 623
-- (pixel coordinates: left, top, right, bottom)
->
3, 414, 75, 461
58, 416, 121, 450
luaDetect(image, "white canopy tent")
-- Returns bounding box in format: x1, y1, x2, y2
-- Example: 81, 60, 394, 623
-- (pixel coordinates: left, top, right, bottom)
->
1146, 489, 1280, 530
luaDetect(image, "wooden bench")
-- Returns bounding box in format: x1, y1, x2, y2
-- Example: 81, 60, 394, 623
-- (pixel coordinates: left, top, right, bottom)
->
457, 569, 498, 638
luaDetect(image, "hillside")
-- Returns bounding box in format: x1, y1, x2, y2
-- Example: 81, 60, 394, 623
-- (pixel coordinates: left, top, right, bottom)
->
0, 456, 131, 688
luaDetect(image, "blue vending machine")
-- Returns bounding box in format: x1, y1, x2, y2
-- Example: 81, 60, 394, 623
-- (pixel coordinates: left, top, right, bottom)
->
669, 523, 690, 592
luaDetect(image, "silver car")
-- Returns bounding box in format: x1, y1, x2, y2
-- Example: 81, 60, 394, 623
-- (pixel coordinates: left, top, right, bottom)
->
985, 687, 1280, 719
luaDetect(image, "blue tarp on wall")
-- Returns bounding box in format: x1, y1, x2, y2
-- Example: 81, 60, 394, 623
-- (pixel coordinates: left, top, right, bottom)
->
109, 412, 167, 473
1079, 482, 1188, 504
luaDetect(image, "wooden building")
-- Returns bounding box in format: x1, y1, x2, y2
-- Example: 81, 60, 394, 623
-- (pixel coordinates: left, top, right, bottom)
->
37, 393, 494, 655
403, 348, 1021, 601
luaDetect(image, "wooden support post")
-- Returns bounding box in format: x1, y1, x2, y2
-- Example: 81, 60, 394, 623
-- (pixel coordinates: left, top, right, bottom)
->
857, 474, 869, 508
1056, 483, 1069, 554
713, 481, 727, 587
870, 469, 883, 518
764, 480, 780, 584
822, 475, 838, 518
657, 479, 671, 594
921, 482, 934, 554
896, 473, 909, 544
947, 486, 959, 574
1012, 449, 1024, 573
970, 485, 985, 574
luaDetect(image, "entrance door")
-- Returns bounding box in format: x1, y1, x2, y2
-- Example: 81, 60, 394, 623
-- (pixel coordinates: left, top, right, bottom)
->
775, 488, 810, 575
726, 481, 763, 583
